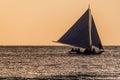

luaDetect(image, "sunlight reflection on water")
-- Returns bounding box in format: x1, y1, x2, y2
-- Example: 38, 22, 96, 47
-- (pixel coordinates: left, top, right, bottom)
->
0, 46, 119, 79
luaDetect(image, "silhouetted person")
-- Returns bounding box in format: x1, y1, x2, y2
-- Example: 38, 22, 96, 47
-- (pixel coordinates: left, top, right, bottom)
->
88, 48, 92, 53
92, 48, 96, 53
71, 48, 75, 52
76, 48, 81, 54
98, 43, 102, 50
75, 48, 78, 52
84, 48, 92, 54
84, 48, 89, 53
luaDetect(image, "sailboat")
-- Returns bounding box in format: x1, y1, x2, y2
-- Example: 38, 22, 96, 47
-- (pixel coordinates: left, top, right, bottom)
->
54, 6, 104, 55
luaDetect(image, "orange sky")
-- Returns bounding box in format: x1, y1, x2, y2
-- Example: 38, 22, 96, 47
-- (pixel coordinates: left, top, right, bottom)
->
0, 0, 120, 46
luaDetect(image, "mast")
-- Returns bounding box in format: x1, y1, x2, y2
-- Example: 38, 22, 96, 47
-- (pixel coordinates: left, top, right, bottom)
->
89, 5, 92, 49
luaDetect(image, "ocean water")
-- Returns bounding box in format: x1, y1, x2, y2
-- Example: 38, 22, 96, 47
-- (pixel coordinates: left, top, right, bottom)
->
0, 46, 119, 80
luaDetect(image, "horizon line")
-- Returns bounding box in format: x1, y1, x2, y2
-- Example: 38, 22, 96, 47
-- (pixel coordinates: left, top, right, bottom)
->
0, 45, 119, 47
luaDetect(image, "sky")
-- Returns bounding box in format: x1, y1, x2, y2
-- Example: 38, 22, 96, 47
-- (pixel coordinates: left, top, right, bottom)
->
0, 0, 120, 46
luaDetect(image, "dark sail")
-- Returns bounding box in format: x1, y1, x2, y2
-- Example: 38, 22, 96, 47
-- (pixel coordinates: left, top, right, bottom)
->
91, 16, 104, 49
58, 9, 90, 48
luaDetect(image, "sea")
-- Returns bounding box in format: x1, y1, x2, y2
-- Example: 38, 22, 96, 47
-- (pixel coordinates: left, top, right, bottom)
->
0, 46, 119, 80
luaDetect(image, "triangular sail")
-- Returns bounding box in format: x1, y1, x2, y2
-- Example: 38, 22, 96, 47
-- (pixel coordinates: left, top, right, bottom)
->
58, 9, 90, 48
57, 8, 104, 50
91, 16, 104, 49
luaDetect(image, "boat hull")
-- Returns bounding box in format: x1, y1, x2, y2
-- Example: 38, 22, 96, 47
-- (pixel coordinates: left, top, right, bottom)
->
69, 51, 104, 55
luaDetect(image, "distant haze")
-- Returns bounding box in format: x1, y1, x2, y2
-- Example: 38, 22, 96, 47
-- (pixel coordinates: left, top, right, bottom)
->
0, 0, 120, 46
